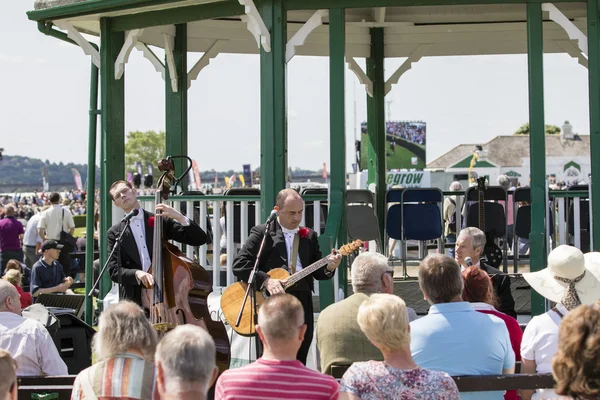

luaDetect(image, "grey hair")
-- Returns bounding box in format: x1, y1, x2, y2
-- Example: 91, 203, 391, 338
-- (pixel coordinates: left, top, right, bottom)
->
351, 253, 389, 293
0, 280, 18, 311
449, 181, 463, 191
458, 227, 487, 253
156, 325, 216, 392
497, 174, 511, 189
257, 294, 304, 341
93, 301, 158, 361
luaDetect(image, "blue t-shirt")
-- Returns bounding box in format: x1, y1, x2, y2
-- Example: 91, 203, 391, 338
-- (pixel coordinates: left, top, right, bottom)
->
410, 302, 515, 400
30, 259, 65, 296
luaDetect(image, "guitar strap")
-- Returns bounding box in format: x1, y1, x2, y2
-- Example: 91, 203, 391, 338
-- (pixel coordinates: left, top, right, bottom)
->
290, 234, 300, 274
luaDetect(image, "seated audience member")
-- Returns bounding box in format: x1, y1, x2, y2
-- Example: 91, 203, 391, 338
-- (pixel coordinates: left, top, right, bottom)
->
156, 325, 219, 400
520, 246, 600, 400
30, 240, 73, 297
71, 301, 158, 400
2, 270, 32, 309
215, 294, 339, 399
317, 253, 417, 375
4, 260, 31, 290
0, 349, 17, 400
552, 301, 600, 400
462, 266, 522, 400
0, 280, 67, 376
339, 293, 459, 400
410, 254, 515, 400
455, 227, 516, 318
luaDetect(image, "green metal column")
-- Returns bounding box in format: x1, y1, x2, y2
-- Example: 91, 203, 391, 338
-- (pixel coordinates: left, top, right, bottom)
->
366, 28, 386, 248
526, 3, 547, 316
166, 24, 188, 189
588, 0, 600, 251
259, 0, 287, 220
84, 60, 99, 325
99, 18, 125, 306
319, 7, 346, 309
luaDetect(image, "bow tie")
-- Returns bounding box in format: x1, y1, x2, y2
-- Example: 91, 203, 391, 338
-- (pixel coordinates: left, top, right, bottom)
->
132, 209, 144, 221
280, 225, 299, 235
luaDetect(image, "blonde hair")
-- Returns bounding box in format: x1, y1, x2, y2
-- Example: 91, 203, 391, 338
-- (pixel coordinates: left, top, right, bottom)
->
2, 270, 22, 287
257, 294, 304, 341
0, 349, 17, 398
357, 293, 410, 352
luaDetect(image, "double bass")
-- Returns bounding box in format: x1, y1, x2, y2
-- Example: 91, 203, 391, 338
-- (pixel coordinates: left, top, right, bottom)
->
141, 158, 230, 374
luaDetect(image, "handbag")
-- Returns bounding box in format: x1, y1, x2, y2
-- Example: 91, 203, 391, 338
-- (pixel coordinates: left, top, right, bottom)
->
60, 209, 78, 249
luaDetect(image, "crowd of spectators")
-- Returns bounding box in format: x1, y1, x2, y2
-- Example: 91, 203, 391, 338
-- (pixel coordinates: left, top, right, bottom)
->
361, 120, 427, 145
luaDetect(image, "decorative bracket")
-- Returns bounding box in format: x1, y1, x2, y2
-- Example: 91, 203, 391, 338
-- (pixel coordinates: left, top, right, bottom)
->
53, 21, 100, 69
346, 57, 373, 97
163, 33, 178, 92
542, 3, 588, 55
556, 40, 589, 69
115, 29, 144, 79
187, 40, 223, 89
238, 0, 271, 52
372, 7, 386, 24
384, 45, 430, 95
134, 43, 165, 79
286, 10, 327, 63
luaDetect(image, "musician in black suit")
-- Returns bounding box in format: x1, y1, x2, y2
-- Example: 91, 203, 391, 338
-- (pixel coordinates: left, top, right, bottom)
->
107, 180, 207, 305
455, 227, 517, 318
233, 189, 342, 365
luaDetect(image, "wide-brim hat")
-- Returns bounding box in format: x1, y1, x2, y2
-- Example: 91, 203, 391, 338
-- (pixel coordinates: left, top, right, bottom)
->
522, 245, 600, 305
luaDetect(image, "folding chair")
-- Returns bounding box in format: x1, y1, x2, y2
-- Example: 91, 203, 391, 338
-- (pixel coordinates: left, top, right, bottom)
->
385, 188, 404, 274
301, 187, 328, 235
567, 184, 590, 252
401, 188, 444, 277
346, 189, 382, 254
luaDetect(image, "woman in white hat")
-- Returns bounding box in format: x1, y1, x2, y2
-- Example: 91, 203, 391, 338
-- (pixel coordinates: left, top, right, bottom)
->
520, 245, 600, 400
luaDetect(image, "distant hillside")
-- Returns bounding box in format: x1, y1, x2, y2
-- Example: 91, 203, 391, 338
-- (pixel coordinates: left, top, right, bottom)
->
0, 155, 100, 192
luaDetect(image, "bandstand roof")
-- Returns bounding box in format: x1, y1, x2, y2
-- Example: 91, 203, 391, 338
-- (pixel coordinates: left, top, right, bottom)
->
29, 0, 588, 60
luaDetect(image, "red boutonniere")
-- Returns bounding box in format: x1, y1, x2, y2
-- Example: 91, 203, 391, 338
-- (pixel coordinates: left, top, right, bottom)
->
298, 227, 310, 239
148, 216, 155, 228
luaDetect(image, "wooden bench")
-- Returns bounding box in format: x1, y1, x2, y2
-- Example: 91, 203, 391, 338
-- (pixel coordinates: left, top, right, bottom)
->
17, 376, 76, 400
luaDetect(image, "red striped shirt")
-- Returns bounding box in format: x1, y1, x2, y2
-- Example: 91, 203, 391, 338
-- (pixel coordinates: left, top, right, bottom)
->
215, 358, 339, 400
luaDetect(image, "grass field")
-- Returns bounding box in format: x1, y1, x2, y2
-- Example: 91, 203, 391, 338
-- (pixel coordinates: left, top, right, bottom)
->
360, 133, 426, 170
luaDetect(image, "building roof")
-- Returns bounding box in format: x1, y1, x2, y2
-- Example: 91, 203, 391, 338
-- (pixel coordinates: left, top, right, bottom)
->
427, 135, 590, 169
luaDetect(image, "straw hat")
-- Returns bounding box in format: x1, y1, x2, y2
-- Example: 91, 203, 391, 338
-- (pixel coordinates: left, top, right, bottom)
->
522, 245, 600, 306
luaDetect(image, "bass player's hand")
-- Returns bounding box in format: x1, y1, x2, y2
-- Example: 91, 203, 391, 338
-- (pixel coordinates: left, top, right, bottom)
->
135, 270, 155, 288
263, 277, 285, 295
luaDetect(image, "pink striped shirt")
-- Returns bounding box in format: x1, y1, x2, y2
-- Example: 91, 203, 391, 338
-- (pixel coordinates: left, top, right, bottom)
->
215, 358, 339, 400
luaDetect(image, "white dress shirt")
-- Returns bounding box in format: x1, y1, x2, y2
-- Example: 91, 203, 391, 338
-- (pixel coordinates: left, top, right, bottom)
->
129, 209, 152, 272
0, 311, 68, 376
23, 214, 42, 247
279, 222, 303, 272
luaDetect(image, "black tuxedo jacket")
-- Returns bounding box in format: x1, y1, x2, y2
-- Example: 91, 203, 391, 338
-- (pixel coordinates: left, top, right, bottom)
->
107, 209, 207, 305
232, 223, 333, 292
480, 261, 517, 319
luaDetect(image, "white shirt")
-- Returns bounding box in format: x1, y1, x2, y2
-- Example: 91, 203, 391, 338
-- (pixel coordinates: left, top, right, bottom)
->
0, 311, 68, 376
279, 222, 302, 272
38, 205, 75, 241
521, 303, 568, 399
23, 214, 43, 247
129, 209, 152, 273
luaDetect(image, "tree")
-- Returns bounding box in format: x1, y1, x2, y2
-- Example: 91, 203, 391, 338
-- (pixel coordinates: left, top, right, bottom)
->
124, 130, 166, 173
514, 123, 561, 135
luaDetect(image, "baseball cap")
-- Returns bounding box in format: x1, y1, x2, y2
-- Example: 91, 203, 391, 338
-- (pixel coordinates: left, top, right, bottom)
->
41, 240, 64, 252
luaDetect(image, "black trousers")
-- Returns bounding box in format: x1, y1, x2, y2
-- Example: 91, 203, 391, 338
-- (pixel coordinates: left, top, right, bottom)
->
288, 290, 314, 365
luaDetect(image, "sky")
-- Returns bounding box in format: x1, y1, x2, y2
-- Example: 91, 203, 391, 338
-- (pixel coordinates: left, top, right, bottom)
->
0, 2, 593, 172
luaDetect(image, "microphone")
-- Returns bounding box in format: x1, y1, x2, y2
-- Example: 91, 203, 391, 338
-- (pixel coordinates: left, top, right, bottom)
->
121, 208, 139, 223
465, 257, 473, 267
265, 209, 278, 225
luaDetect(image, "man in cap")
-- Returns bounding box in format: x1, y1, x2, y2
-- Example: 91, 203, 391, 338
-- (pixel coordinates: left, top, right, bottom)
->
30, 240, 73, 297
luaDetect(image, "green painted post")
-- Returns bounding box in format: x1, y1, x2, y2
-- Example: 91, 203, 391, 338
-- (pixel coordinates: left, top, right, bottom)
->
526, 3, 547, 316
366, 28, 386, 248
84, 60, 99, 325
320, 7, 346, 309
165, 24, 188, 190
588, 0, 600, 251
99, 18, 125, 307
259, 0, 287, 221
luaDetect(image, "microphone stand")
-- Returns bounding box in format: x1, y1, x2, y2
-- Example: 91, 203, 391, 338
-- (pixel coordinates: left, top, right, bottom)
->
88, 219, 132, 297
234, 219, 274, 362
